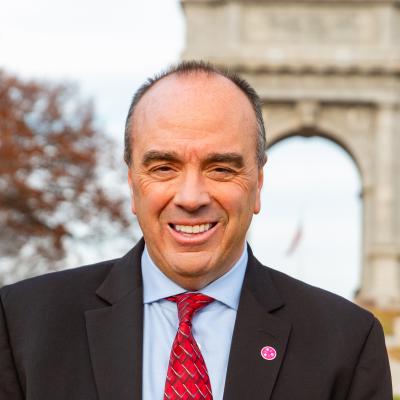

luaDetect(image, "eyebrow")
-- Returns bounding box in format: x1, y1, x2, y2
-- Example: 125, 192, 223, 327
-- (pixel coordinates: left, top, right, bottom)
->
203, 152, 244, 168
142, 150, 180, 166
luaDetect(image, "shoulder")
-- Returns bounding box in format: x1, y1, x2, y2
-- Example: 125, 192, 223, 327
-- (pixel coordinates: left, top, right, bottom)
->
257, 261, 376, 335
256, 264, 387, 374
0, 258, 119, 312
271, 265, 367, 311
249, 252, 376, 339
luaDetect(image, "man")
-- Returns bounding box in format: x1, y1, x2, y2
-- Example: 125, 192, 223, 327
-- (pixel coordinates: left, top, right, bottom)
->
0, 61, 392, 399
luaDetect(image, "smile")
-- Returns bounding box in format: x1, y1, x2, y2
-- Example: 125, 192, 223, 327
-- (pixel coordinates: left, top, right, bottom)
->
170, 223, 216, 234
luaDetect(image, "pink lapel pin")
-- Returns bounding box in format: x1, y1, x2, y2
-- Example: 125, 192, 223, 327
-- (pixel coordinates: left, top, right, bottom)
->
261, 346, 277, 361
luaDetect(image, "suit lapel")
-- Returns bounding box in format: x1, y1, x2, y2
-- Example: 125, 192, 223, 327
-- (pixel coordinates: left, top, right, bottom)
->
223, 247, 292, 400
85, 239, 145, 400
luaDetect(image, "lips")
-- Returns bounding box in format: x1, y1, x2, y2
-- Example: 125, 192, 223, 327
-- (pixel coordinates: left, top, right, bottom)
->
166, 221, 220, 246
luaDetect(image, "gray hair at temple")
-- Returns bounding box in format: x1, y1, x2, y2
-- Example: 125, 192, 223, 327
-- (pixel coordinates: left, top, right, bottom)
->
123, 60, 267, 168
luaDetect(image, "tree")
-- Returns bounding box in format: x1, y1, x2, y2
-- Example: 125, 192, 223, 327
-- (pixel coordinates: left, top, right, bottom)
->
0, 70, 131, 283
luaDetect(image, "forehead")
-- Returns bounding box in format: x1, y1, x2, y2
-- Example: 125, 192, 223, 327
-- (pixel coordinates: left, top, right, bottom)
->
138, 72, 253, 114
131, 72, 258, 150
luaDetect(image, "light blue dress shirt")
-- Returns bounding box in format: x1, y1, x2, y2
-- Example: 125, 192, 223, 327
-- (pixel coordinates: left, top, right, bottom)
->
141, 245, 248, 400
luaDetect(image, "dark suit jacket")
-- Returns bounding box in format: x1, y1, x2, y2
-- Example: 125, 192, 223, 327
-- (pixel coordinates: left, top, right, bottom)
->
0, 239, 392, 399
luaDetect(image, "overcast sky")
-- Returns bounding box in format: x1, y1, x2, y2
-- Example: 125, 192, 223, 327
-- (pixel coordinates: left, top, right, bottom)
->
1, 0, 362, 299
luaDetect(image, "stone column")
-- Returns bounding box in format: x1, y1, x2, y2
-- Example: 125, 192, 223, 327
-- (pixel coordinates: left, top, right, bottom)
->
361, 104, 400, 307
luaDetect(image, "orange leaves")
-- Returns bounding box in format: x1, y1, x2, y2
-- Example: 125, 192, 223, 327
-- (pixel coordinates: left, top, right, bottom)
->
0, 69, 129, 274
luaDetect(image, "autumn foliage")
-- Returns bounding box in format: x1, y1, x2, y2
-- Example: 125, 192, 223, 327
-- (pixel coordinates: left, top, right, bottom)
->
0, 70, 129, 280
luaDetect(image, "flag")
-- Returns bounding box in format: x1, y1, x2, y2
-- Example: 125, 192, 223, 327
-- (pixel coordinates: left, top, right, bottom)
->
285, 223, 303, 256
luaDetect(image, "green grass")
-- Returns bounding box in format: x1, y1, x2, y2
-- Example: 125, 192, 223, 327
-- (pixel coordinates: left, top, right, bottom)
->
393, 396, 400, 399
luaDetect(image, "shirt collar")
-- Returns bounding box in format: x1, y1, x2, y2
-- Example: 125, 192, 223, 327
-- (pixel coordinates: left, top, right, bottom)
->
141, 244, 248, 311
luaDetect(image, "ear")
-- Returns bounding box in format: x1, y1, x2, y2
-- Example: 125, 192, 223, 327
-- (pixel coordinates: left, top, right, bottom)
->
253, 167, 264, 215
127, 170, 137, 215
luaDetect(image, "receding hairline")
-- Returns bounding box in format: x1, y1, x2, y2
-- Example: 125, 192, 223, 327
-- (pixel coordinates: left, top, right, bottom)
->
131, 70, 258, 134
139, 68, 246, 98
124, 60, 267, 168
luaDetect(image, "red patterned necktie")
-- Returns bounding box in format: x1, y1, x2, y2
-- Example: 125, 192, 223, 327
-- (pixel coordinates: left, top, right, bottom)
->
164, 293, 214, 400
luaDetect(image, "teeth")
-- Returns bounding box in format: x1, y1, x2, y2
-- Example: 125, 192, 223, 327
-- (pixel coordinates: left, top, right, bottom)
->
174, 223, 212, 234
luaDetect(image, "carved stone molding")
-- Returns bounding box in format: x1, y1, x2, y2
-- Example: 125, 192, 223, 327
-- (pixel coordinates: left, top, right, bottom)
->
296, 101, 320, 128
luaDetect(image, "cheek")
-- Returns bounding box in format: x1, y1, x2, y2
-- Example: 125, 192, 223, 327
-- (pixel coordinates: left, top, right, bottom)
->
132, 181, 173, 218
216, 183, 257, 212
214, 188, 247, 219
226, 195, 258, 228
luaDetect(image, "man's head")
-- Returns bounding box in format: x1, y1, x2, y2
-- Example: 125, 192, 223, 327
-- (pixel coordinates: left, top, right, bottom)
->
125, 61, 267, 290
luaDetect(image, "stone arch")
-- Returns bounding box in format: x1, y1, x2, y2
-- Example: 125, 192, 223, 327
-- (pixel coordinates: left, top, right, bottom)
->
250, 130, 363, 298
181, 0, 400, 307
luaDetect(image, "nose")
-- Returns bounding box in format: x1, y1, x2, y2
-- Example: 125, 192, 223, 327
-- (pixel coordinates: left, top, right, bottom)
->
173, 170, 211, 212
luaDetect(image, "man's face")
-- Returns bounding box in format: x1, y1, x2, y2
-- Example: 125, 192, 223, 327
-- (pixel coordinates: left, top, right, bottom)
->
128, 73, 263, 290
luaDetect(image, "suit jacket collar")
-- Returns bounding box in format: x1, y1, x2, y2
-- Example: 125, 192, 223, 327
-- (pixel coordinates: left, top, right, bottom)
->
95, 238, 144, 305
244, 244, 285, 313
85, 240, 291, 400
85, 239, 145, 400
222, 244, 292, 400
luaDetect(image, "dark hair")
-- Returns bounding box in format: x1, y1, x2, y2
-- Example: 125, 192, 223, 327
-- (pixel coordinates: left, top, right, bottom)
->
124, 60, 267, 167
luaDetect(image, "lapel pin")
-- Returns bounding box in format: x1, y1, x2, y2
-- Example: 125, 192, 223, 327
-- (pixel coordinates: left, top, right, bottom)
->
261, 346, 277, 361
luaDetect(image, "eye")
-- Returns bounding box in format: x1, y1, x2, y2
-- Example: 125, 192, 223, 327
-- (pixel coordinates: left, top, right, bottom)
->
153, 165, 173, 172
215, 167, 233, 173
149, 164, 177, 178
207, 166, 236, 180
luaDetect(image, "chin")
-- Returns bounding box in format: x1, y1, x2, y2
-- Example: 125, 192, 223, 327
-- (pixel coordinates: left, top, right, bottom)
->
172, 262, 211, 279
167, 257, 217, 286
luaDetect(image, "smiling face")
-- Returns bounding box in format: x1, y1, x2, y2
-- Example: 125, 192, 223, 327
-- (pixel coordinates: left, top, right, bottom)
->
128, 72, 264, 290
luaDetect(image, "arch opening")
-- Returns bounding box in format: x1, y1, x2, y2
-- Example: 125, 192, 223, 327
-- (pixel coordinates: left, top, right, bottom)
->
249, 135, 362, 300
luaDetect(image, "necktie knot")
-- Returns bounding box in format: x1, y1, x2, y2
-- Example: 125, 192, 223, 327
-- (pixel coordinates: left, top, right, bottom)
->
167, 293, 214, 325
